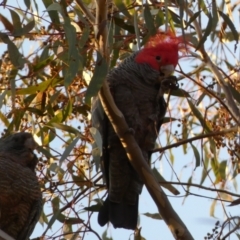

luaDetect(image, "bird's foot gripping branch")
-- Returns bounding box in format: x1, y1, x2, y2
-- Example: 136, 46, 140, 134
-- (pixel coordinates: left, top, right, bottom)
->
160, 75, 179, 92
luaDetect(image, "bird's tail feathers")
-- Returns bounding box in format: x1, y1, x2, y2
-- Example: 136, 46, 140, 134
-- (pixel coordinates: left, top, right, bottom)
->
98, 196, 138, 230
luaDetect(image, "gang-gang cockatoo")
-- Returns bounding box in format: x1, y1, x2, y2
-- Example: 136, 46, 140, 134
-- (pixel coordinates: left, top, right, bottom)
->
92, 31, 184, 230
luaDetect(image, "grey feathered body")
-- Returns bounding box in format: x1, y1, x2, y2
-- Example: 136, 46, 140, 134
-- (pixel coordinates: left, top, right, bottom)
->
92, 53, 167, 229
0, 133, 42, 240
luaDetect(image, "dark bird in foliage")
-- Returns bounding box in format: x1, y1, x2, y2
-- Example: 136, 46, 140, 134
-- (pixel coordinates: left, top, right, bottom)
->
92, 31, 184, 230
0, 132, 42, 240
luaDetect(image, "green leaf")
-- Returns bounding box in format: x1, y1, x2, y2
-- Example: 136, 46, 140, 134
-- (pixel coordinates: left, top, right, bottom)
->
9, 9, 23, 36
209, 138, 217, 158
113, 17, 135, 33
190, 143, 201, 169
142, 212, 162, 220
49, 123, 83, 136
59, 136, 79, 166
196, 14, 213, 51
37, 145, 54, 159
102, 229, 113, 240
72, 174, 90, 187
33, 55, 54, 73
144, 5, 156, 36
11, 109, 25, 131
235, 233, 240, 239
199, 0, 209, 15
85, 52, 108, 105
134, 227, 146, 240
186, 97, 211, 132
168, 9, 181, 25
26, 107, 44, 116
78, 27, 90, 48
24, 0, 31, 8
152, 167, 180, 195
114, 0, 132, 19
8, 46, 24, 70
200, 146, 210, 185
227, 83, 240, 104
185, 11, 201, 29
155, 9, 165, 28
182, 176, 192, 203
44, 196, 62, 232
62, 99, 72, 122
22, 20, 35, 34
15, 77, 63, 95
63, 18, 80, 87
162, 117, 177, 124
46, 2, 63, 13
0, 14, 14, 32
178, 0, 184, 27
196, 92, 207, 106
210, 199, 217, 217
218, 10, 239, 44
218, 160, 227, 180
42, 0, 61, 28
171, 88, 191, 97
211, 158, 219, 181
64, 218, 83, 225
0, 111, 9, 127
7, 40, 25, 69
84, 204, 102, 212
182, 119, 188, 154
64, 18, 76, 57
0, 90, 8, 109
63, 53, 80, 87
0, 32, 9, 44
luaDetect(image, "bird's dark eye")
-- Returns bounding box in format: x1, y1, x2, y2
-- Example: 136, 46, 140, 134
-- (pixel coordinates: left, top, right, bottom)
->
156, 56, 161, 61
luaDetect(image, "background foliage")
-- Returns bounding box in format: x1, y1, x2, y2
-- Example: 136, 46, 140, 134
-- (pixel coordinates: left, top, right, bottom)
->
0, 0, 240, 239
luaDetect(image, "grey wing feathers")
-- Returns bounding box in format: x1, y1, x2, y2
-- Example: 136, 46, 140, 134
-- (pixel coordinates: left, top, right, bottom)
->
0, 133, 42, 240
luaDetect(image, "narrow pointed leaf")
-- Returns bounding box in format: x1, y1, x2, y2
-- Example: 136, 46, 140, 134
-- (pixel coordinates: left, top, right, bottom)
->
185, 11, 201, 29
22, 20, 35, 34
196, 14, 213, 51
9, 10, 23, 36
8, 41, 25, 69
190, 143, 201, 169
186, 97, 211, 132
85, 52, 108, 105
144, 5, 156, 35
0, 14, 14, 32
218, 10, 239, 44
59, 136, 80, 166
152, 167, 180, 195
114, 0, 132, 19
142, 212, 162, 220
42, 0, 61, 27
113, 17, 135, 33
227, 82, 240, 104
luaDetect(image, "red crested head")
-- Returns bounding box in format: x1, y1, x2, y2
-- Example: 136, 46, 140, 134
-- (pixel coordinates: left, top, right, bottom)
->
135, 31, 186, 72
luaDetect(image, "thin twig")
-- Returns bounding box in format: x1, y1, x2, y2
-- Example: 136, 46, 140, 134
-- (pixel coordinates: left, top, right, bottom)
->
153, 126, 238, 153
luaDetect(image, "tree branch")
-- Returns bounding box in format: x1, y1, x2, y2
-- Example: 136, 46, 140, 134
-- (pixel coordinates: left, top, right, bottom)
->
160, 181, 240, 199
153, 126, 238, 153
